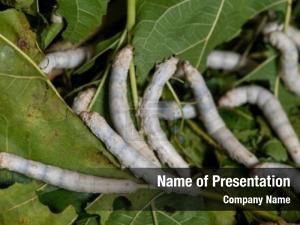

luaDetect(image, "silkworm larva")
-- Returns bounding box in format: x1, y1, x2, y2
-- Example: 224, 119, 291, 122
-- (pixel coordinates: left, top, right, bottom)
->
157, 101, 197, 120
0, 152, 139, 193
140, 57, 190, 176
263, 27, 300, 96
175, 51, 247, 77
39, 47, 91, 74
109, 46, 161, 167
206, 50, 247, 71
254, 162, 300, 194
219, 85, 300, 165
183, 62, 259, 167
72, 87, 96, 115
81, 111, 199, 195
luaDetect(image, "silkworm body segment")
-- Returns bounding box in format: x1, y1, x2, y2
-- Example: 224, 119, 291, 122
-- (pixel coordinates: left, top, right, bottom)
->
219, 85, 300, 165
183, 62, 259, 167
157, 101, 197, 120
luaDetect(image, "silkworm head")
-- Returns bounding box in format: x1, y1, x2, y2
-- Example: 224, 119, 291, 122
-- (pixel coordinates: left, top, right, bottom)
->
268, 31, 284, 47
218, 94, 235, 108
182, 62, 199, 83
263, 22, 280, 35
113, 45, 133, 68
72, 87, 96, 115
81, 111, 106, 129
39, 57, 50, 70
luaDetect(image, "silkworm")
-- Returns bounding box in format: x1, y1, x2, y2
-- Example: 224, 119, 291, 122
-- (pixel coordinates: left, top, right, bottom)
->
81, 111, 199, 195
140, 57, 190, 176
263, 26, 300, 96
254, 162, 300, 194
109, 46, 161, 167
157, 101, 197, 120
72, 87, 96, 115
175, 50, 248, 78
0, 152, 139, 193
183, 62, 259, 167
39, 47, 91, 74
219, 85, 300, 165
206, 50, 247, 71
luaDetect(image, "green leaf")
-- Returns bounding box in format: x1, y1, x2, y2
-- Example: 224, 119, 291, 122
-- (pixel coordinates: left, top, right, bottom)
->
57, 0, 109, 43
170, 124, 207, 167
87, 189, 214, 225
0, 9, 131, 180
86, 189, 161, 225
282, 210, 300, 223
40, 22, 64, 50
133, 0, 287, 83
262, 138, 288, 162
0, 182, 77, 225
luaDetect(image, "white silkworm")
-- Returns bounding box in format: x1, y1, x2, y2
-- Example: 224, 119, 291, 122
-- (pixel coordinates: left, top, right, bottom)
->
264, 25, 300, 96
157, 101, 197, 120
140, 58, 190, 175
175, 50, 247, 78
219, 85, 300, 165
0, 152, 139, 193
206, 50, 247, 71
72, 87, 96, 115
183, 62, 259, 167
109, 46, 161, 167
39, 47, 91, 74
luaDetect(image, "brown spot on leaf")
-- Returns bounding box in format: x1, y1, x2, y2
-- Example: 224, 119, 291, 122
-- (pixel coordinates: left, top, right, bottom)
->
17, 37, 29, 51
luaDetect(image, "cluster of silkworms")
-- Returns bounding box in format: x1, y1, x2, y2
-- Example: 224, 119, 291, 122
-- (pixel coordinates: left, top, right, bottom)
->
3, 22, 300, 195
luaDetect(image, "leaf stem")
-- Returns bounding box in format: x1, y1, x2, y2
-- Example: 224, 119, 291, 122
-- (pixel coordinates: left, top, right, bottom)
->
129, 62, 139, 110
88, 67, 110, 111
274, 75, 280, 97
284, 0, 292, 33
126, 0, 139, 112
166, 81, 185, 132
126, 0, 136, 34
186, 120, 220, 149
